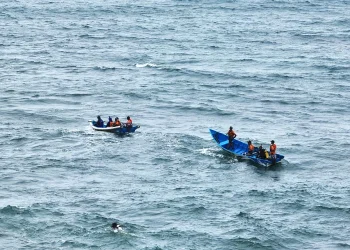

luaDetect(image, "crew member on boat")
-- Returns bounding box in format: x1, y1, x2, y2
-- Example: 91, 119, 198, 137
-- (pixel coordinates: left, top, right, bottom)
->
270, 140, 277, 164
106, 116, 113, 127
247, 140, 255, 155
227, 126, 236, 149
113, 117, 121, 127
126, 116, 132, 126
125, 116, 133, 131
258, 145, 269, 159
96, 115, 104, 127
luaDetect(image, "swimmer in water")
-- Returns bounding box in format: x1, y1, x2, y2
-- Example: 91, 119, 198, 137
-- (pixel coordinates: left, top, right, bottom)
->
111, 222, 122, 231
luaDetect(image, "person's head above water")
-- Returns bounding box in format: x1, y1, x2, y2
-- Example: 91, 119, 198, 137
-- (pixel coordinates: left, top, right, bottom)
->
115, 117, 119, 121
111, 222, 122, 230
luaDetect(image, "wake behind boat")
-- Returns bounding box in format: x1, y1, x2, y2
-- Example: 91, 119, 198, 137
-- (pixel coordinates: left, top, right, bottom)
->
89, 120, 140, 134
209, 129, 284, 167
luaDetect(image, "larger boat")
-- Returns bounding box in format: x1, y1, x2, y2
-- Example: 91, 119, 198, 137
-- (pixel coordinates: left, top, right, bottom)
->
209, 129, 284, 167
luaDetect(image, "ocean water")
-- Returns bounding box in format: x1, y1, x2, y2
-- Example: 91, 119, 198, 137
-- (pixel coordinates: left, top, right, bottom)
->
1, 0, 350, 249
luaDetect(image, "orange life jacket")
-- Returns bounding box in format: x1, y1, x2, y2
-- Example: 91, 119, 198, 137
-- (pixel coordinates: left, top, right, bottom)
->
248, 144, 254, 152
114, 121, 121, 127
270, 144, 276, 155
126, 119, 132, 125
227, 130, 236, 137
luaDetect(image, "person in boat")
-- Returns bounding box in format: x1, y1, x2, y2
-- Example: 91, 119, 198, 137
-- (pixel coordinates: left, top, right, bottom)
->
258, 145, 265, 159
112, 117, 121, 127
258, 145, 266, 159
227, 126, 237, 149
126, 116, 132, 126
96, 115, 104, 127
270, 140, 277, 164
247, 140, 255, 155
111, 222, 122, 231
125, 116, 133, 131
106, 116, 113, 127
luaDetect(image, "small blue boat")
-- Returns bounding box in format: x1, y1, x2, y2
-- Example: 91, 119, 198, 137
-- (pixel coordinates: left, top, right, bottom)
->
89, 121, 140, 134
209, 129, 284, 167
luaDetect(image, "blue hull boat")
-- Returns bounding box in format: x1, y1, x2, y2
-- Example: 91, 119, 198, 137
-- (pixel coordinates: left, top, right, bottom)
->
89, 121, 140, 134
209, 129, 284, 167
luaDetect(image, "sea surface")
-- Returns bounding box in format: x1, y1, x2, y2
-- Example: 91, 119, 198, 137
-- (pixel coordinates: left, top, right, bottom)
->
1, 0, 350, 249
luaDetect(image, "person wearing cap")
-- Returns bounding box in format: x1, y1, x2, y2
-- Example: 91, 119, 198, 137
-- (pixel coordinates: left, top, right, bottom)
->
270, 140, 277, 163
227, 126, 237, 149
247, 140, 255, 155
96, 115, 104, 127
112, 117, 121, 127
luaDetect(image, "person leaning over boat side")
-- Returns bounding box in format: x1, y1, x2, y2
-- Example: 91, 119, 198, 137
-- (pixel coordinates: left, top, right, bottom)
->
96, 115, 104, 127
247, 140, 255, 155
227, 126, 236, 149
270, 140, 277, 164
112, 117, 121, 127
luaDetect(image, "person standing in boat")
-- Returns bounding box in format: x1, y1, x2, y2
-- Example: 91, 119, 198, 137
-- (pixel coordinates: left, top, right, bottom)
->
247, 140, 255, 155
227, 126, 236, 149
96, 115, 104, 127
270, 140, 277, 164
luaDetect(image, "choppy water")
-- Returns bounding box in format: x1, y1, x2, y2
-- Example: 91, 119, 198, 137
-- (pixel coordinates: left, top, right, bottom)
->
1, 0, 350, 249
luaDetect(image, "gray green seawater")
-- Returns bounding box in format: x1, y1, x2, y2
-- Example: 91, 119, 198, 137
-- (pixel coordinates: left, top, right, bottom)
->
1, 0, 350, 249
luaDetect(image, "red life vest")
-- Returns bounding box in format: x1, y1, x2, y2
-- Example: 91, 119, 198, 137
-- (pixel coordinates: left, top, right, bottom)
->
227, 130, 236, 138
270, 144, 276, 155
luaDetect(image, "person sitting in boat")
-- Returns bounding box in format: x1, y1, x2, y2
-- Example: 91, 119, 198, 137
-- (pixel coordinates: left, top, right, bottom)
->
96, 115, 104, 127
258, 145, 266, 159
227, 126, 236, 149
106, 116, 113, 127
126, 116, 132, 127
113, 117, 121, 127
125, 116, 133, 131
247, 140, 255, 155
270, 140, 277, 164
